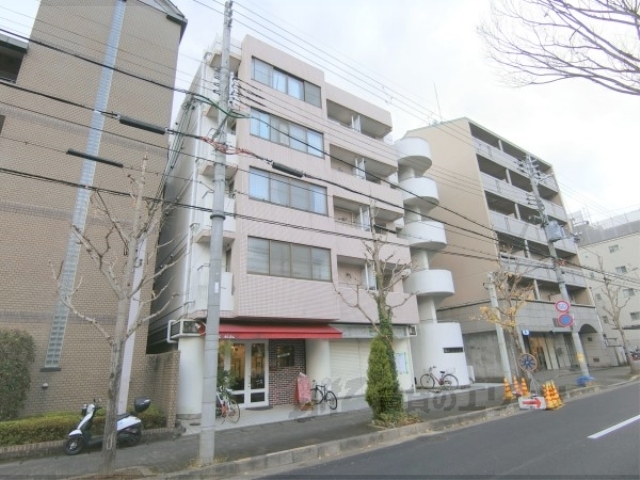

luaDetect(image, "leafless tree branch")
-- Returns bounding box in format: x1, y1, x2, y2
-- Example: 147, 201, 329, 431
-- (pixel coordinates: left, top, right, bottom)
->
479, 0, 640, 95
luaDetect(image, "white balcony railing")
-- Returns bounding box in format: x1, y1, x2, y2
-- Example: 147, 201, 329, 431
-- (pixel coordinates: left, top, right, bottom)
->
193, 196, 236, 243
193, 268, 234, 312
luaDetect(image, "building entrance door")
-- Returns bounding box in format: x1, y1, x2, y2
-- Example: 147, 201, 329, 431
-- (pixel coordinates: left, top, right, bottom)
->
221, 340, 268, 407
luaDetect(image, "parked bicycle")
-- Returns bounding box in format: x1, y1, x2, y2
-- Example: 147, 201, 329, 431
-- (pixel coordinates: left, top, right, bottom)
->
216, 386, 240, 424
419, 366, 459, 390
310, 379, 338, 410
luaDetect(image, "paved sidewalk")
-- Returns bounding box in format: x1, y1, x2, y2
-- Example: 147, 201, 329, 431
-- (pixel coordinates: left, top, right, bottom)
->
0, 365, 636, 479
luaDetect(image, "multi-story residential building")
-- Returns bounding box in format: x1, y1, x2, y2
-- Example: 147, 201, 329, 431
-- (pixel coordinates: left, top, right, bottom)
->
574, 210, 640, 364
404, 119, 607, 380
150, 35, 469, 417
0, 0, 185, 415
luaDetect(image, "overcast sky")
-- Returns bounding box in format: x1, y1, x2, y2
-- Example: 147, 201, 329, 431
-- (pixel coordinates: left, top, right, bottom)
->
5, 0, 638, 224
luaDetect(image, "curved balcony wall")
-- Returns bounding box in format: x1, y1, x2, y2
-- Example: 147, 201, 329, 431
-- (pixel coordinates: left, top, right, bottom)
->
399, 176, 439, 208
400, 220, 447, 250
395, 137, 432, 176
403, 269, 455, 297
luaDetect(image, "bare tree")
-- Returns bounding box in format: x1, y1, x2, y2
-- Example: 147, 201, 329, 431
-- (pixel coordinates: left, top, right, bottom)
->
52, 154, 178, 475
336, 208, 414, 422
479, 0, 640, 96
590, 254, 639, 373
478, 263, 535, 372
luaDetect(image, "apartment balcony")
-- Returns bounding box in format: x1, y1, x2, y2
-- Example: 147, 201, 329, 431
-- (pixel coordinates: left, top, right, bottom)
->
337, 286, 418, 324
193, 196, 236, 243
326, 99, 391, 141
400, 220, 447, 250
394, 137, 432, 176
490, 210, 577, 254
403, 269, 455, 298
399, 176, 439, 208
474, 138, 559, 192
196, 133, 238, 179
481, 173, 567, 222
499, 255, 586, 288
193, 268, 234, 313
517, 302, 598, 330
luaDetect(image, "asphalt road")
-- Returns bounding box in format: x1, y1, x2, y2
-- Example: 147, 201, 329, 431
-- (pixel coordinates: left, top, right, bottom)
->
260, 382, 640, 479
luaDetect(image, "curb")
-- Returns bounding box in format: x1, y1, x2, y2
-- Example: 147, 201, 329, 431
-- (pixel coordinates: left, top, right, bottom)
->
0, 427, 179, 463
163, 403, 524, 479
163, 382, 618, 479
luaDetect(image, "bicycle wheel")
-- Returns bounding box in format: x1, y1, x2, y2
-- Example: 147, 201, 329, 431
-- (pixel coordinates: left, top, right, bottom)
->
420, 373, 435, 389
226, 399, 240, 423
324, 391, 338, 410
442, 374, 459, 391
311, 386, 323, 404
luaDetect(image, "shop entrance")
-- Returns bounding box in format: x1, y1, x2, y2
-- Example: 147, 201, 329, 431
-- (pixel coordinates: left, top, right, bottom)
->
219, 340, 268, 407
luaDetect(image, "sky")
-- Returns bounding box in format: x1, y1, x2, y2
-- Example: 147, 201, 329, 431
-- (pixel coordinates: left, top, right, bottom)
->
3, 0, 638, 224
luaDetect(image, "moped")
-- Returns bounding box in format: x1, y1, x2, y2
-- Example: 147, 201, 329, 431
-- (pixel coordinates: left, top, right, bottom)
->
63, 397, 150, 455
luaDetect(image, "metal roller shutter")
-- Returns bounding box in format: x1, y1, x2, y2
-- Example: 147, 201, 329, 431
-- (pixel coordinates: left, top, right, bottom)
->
330, 339, 370, 398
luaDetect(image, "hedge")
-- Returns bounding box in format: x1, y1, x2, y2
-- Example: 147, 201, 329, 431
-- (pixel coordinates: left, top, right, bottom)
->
0, 404, 166, 447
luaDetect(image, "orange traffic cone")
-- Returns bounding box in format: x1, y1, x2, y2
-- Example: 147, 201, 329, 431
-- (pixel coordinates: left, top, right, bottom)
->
503, 377, 513, 401
551, 381, 564, 407
513, 375, 522, 397
520, 378, 530, 397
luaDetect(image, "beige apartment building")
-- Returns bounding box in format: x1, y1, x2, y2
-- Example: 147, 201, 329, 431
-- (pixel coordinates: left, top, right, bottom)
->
150, 35, 470, 417
574, 210, 640, 363
0, 0, 185, 415
405, 119, 607, 380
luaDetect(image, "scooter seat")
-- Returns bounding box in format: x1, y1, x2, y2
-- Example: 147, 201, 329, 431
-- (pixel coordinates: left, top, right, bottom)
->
117, 412, 131, 421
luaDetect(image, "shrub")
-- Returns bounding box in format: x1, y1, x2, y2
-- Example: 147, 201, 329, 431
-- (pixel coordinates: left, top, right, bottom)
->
365, 335, 403, 420
0, 329, 36, 421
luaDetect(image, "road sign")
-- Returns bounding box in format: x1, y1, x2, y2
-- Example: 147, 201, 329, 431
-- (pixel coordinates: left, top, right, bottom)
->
555, 300, 570, 313
518, 396, 546, 410
557, 314, 574, 327
518, 353, 537, 372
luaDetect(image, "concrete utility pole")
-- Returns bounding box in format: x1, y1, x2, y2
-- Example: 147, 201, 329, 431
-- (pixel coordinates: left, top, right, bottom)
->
521, 155, 590, 378
487, 273, 514, 382
199, 0, 233, 465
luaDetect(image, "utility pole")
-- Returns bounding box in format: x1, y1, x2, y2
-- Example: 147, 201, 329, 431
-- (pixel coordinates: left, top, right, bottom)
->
487, 272, 514, 382
521, 155, 590, 378
199, 0, 233, 465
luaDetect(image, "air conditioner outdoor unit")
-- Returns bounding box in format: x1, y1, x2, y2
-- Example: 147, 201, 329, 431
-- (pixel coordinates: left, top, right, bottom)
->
167, 319, 206, 343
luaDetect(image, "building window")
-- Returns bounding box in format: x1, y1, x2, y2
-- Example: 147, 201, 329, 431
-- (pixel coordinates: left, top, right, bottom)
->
623, 288, 635, 298
630, 312, 640, 321
595, 293, 602, 301
252, 58, 321, 107
609, 244, 619, 253
248, 237, 331, 281
615, 266, 628, 274
0, 48, 24, 83
250, 109, 324, 157
602, 315, 609, 323
249, 168, 327, 215
276, 345, 295, 367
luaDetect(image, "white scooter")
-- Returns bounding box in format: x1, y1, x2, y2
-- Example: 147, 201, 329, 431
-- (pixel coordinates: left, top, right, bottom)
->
63, 397, 150, 455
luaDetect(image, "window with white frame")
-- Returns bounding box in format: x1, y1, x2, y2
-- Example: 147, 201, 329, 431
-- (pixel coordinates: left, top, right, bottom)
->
623, 288, 635, 298
630, 312, 640, 321
616, 266, 628, 274
252, 58, 321, 107
250, 109, 324, 157
249, 168, 327, 215
247, 237, 331, 281
609, 244, 619, 253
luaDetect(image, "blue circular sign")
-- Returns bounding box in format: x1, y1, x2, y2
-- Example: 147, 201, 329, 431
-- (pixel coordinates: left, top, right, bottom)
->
558, 314, 574, 327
